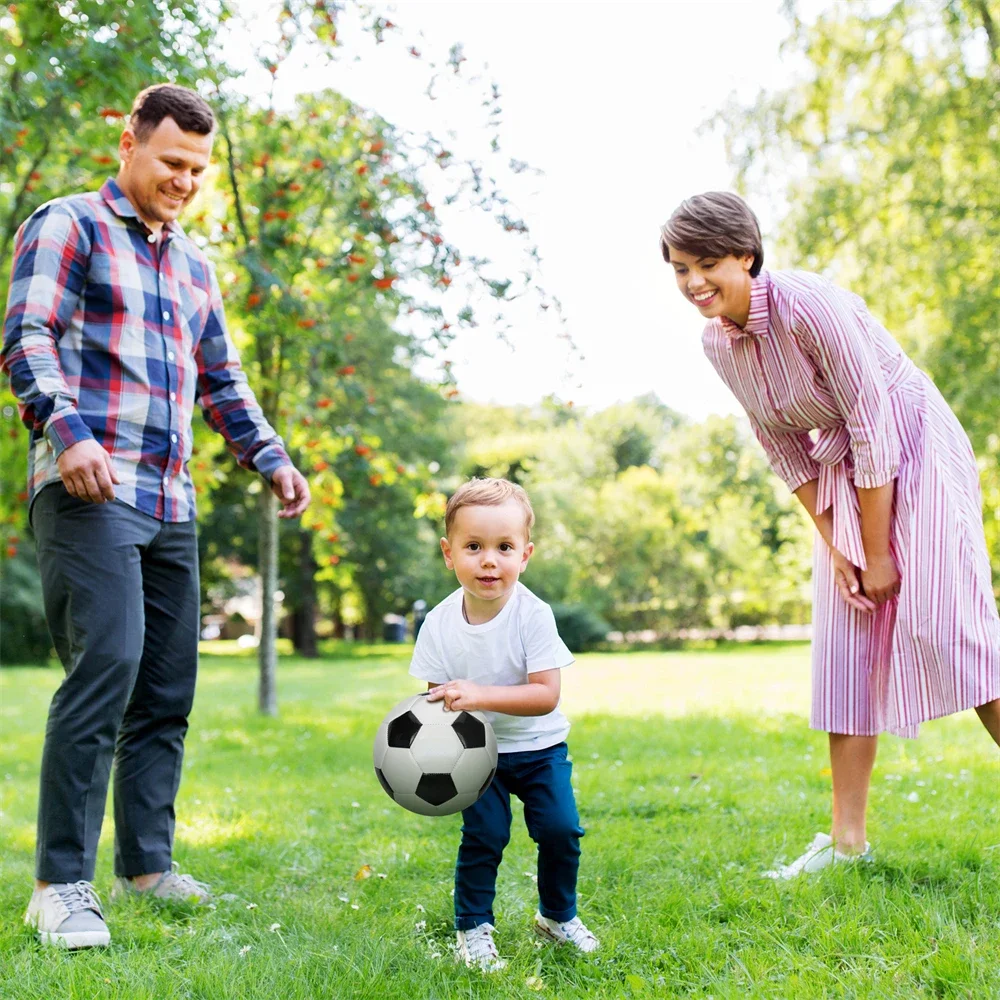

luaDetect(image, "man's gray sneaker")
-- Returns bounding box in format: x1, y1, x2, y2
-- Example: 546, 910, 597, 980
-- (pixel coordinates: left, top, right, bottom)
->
25, 881, 111, 949
111, 862, 211, 903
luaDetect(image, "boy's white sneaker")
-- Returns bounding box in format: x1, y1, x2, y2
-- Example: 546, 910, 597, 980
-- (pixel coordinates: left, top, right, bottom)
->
24, 881, 111, 949
762, 832, 873, 880
532, 911, 599, 953
455, 923, 506, 971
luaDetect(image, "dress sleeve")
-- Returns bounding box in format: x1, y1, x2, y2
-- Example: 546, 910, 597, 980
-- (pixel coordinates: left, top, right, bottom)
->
792, 287, 899, 489
746, 413, 819, 494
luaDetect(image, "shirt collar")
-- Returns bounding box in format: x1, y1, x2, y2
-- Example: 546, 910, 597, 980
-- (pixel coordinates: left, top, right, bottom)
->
719, 271, 770, 338
99, 177, 186, 242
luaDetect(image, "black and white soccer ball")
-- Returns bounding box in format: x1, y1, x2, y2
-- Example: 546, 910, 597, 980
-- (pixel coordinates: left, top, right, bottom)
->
373, 693, 498, 816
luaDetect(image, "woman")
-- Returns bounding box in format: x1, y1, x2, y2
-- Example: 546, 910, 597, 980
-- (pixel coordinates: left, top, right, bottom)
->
660, 191, 1000, 878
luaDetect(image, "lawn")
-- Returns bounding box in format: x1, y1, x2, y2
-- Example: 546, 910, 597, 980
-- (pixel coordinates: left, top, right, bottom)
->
1, 643, 997, 999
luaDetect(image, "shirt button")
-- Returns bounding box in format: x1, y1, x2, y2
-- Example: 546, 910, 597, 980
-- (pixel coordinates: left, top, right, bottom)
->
147, 234, 156, 243
169, 391, 177, 401
170, 433, 178, 443
163, 311, 171, 321
167, 351, 175, 361
163, 475, 170, 485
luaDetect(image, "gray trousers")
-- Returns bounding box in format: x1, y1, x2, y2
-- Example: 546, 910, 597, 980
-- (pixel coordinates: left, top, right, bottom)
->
31, 484, 199, 882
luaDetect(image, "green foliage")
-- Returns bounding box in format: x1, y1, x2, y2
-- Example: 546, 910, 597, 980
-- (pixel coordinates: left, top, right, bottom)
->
549, 603, 611, 652
454, 397, 813, 634
0, 546, 50, 664
1, 1, 550, 661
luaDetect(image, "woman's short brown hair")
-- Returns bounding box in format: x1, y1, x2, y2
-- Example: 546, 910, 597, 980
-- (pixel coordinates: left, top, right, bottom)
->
659, 191, 764, 277
130, 84, 215, 142
445, 478, 535, 540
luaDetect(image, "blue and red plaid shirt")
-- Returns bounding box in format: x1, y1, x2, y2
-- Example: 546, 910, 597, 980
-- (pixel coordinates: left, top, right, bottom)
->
1, 179, 290, 521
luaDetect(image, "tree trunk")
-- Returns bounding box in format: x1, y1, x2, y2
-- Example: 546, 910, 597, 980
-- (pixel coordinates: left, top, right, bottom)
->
257, 488, 279, 716
291, 527, 318, 658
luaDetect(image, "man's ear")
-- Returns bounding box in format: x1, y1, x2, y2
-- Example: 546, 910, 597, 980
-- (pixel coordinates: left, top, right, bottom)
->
440, 536, 454, 570
119, 128, 138, 168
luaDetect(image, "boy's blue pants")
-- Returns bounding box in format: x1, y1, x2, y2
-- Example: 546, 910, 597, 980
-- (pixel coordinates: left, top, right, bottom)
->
455, 741, 583, 930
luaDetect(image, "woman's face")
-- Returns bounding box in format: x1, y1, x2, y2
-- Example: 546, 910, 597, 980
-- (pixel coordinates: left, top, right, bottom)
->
666, 246, 755, 326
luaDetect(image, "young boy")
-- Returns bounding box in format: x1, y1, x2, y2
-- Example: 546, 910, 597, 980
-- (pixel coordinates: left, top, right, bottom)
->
410, 477, 599, 971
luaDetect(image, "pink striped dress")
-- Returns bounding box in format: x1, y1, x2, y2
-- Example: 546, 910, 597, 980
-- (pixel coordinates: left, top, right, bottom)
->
703, 270, 1000, 738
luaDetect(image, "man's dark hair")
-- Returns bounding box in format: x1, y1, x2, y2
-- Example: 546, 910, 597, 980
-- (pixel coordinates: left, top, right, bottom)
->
659, 191, 765, 277
129, 84, 215, 142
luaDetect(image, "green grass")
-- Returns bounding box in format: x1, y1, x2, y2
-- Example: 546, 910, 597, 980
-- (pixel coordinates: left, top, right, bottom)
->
1, 644, 998, 999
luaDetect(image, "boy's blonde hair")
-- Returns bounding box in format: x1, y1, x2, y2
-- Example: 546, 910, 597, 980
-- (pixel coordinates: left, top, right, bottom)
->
445, 478, 535, 540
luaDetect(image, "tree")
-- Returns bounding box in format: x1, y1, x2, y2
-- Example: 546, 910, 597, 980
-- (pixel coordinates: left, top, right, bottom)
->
452, 396, 814, 633
1, 2, 560, 699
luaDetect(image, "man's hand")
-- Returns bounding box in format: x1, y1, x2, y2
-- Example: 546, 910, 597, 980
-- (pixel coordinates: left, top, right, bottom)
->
56, 439, 120, 503
270, 465, 311, 518
427, 680, 485, 713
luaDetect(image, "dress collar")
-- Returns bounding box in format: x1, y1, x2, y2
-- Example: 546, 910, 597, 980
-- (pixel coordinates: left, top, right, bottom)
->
719, 271, 769, 338
99, 177, 185, 242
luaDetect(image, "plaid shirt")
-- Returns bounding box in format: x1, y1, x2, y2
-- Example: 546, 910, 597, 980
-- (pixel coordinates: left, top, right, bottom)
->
1, 179, 289, 521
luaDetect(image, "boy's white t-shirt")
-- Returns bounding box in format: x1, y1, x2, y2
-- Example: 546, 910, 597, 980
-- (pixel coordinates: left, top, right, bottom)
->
408, 582, 574, 753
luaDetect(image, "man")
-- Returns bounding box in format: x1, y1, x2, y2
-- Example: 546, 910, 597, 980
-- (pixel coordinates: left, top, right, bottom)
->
1, 84, 311, 949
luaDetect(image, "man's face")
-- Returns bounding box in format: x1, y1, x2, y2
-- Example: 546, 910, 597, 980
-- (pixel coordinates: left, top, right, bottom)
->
117, 116, 213, 231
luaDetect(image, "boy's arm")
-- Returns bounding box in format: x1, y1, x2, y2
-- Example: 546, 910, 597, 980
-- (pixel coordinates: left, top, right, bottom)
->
427, 669, 561, 716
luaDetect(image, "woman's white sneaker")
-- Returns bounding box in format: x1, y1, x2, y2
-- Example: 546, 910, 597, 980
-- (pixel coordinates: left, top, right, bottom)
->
762, 832, 873, 880
24, 881, 111, 949
455, 923, 506, 971
533, 911, 599, 953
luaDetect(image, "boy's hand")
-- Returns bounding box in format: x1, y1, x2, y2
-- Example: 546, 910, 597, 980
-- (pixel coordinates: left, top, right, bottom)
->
427, 680, 484, 712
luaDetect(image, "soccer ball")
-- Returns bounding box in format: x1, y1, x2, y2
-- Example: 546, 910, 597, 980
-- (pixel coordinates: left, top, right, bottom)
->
373, 693, 498, 816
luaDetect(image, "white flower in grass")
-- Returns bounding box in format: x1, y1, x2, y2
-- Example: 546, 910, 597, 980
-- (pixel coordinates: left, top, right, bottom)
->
351, 904, 359, 910
416, 904, 425, 912
526, 976, 544, 990
430, 951, 441, 960
338, 895, 350, 903
351, 802, 360, 808
377, 873, 388, 879
415, 920, 426, 932
269, 923, 281, 933
907, 792, 920, 802
239, 945, 252, 957
246, 903, 258, 910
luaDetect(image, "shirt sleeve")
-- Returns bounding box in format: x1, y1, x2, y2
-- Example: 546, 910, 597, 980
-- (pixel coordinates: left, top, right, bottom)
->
522, 603, 575, 674
0, 206, 95, 457
746, 412, 820, 494
194, 266, 291, 481
792, 287, 900, 488
408, 622, 450, 684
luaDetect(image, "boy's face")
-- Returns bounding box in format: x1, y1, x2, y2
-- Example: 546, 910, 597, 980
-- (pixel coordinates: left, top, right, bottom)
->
441, 499, 534, 607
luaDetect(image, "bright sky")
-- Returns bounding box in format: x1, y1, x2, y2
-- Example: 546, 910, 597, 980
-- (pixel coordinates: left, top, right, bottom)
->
224, 1, 830, 419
